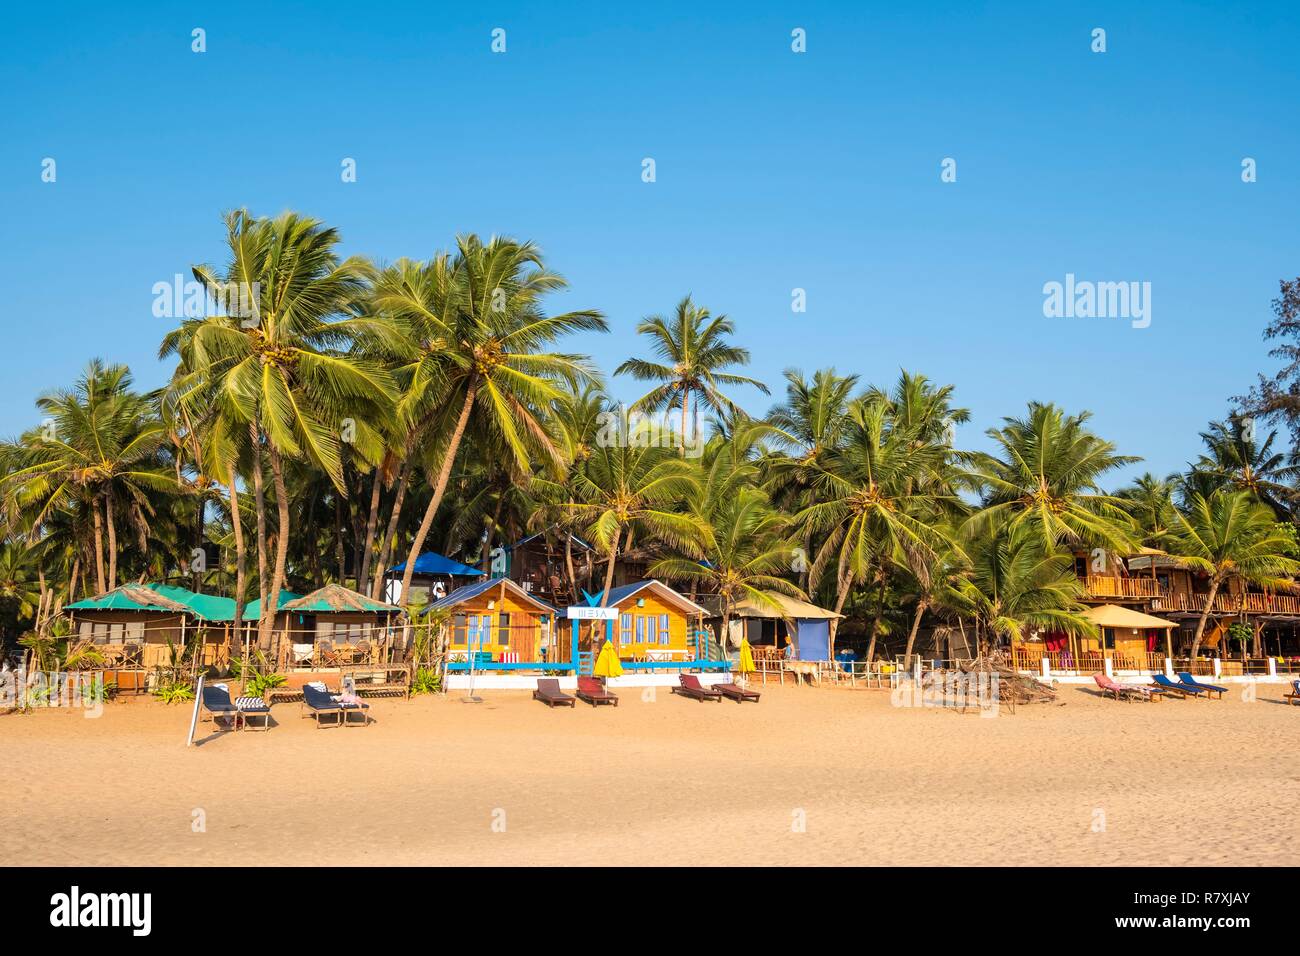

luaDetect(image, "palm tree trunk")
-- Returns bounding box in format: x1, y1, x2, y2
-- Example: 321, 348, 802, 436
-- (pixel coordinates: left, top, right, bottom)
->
67, 556, 80, 606
864, 574, 888, 664
92, 498, 106, 594
399, 381, 478, 601
358, 469, 382, 587
680, 385, 690, 454
259, 448, 292, 657
598, 527, 626, 606
370, 461, 410, 599
105, 491, 118, 591
903, 599, 928, 669
249, 424, 270, 604
564, 532, 577, 604
828, 572, 850, 655
1187, 576, 1223, 663
227, 463, 246, 659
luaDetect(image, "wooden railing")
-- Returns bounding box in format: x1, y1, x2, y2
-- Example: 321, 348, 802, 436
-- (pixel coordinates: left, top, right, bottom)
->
1150, 592, 1300, 615
1083, 576, 1161, 599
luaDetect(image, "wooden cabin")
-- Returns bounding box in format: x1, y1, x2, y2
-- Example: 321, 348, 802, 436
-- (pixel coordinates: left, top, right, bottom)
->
595, 580, 708, 661
64, 583, 236, 677
426, 577, 558, 663
492, 529, 597, 607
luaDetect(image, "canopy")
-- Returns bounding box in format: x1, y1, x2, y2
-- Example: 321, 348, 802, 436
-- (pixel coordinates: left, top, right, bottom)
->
389, 552, 484, 577
723, 591, 841, 621
66, 583, 236, 622
1084, 604, 1177, 629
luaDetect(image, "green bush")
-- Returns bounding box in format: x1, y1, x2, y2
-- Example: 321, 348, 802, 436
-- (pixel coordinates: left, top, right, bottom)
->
411, 666, 441, 696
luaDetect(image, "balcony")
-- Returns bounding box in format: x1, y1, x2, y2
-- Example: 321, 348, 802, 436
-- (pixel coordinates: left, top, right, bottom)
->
1150, 591, 1300, 615
1082, 576, 1161, 599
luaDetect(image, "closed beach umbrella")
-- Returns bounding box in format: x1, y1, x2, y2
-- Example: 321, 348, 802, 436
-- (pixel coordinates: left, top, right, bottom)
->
739, 638, 756, 675
593, 639, 623, 679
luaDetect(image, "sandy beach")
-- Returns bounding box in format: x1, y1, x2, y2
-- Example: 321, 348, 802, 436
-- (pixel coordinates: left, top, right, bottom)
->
2, 683, 1296, 867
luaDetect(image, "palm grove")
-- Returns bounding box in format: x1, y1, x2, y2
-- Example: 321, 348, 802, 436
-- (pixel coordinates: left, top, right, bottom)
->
4, 210, 1300, 668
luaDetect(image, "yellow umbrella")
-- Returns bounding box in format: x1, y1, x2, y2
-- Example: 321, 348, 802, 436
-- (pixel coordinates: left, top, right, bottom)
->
738, 638, 756, 675
593, 639, 623, 679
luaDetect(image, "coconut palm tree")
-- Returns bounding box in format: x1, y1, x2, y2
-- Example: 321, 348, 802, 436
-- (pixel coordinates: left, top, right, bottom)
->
614, 295, 768, 451
1115, 472, 1180, 550
1189, 417, 1298, 516
965, 402, 1139, 556
1168, 489, 1300, 661
372, 237, 607, 602
651, 486, 805, 652
172, 209, 393, 649
956, 522, 1092, 656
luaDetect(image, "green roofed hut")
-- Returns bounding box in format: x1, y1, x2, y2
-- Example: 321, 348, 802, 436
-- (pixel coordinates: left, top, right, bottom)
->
64, 583, 237, 686
243, 584, 406, 670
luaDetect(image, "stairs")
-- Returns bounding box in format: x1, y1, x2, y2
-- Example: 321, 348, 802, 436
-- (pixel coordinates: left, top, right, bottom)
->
577, 651, 594, 675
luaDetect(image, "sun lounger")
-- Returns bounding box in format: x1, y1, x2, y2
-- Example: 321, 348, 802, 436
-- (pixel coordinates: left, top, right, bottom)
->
576, 676, 618, 707
1176, 672, 1227, 699
1285, 679, 1300, 706
533, 678, 576, 708
714, 681, 760, 703
672, 673, 723, 702
1152, 673, 1207, 698
1093, 673, 1163, 702
201, 683, 242, 730
301, 681, 345, 727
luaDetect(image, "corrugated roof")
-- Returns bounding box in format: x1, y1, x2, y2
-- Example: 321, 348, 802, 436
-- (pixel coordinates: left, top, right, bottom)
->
423, 578, 556, 615
66, 583, 237, 622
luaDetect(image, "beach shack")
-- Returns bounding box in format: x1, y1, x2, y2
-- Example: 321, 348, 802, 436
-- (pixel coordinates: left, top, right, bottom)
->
64, 583, 236, 689
245, 584, 404, 667
425, 577, 558, 667
698, 591, 841, 662
595, 580, 709, 661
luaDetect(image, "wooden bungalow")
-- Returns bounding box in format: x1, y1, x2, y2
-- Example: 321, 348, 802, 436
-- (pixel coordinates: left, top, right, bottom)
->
64, 583, 236, 685
595, 580, 708, 662
491, 528, 598, 607
698, 591, 841, 662
425, 577, 558, 665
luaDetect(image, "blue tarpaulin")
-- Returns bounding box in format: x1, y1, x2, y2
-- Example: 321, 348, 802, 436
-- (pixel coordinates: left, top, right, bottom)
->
797, 619, 831, 661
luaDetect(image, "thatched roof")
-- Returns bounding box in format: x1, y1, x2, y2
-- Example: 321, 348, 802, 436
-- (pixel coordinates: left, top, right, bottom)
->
281, 584, 401, 615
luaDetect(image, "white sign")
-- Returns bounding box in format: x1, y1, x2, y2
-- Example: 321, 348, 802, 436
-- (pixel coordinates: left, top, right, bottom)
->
566, 606, 619, 620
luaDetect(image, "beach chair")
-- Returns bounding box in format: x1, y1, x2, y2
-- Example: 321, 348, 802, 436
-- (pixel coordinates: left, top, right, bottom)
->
714, 681, 761, 703
672, 673, 723, 702
1152, 673, 1207, 698
1285, 679, 1300, 706
301, 681, 345, 727
1176, 672, 1227, 699
533, 678, 576, 708
201, 683, 241, 730
1093, 673, 1163, 702
576, 675, 619, 707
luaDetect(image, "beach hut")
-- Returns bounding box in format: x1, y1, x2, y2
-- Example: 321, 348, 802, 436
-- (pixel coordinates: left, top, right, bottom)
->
1081, 604, 1177, 668
424, 578, 557, 666
64, 583, 237, 682
246, 584, 404, 667
595, 580, 708, 661
698, 591, 841, 662
386, 551, 484, 604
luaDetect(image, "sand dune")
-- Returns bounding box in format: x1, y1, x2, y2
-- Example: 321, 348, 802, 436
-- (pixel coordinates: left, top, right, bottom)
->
2, 682, 1296, 866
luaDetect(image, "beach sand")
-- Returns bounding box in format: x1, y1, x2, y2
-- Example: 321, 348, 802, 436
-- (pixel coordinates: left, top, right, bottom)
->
2, 681, 1296, 866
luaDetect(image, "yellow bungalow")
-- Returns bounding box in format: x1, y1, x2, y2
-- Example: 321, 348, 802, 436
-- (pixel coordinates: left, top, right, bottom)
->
598, 580, 708, 661
425, 577, 558, 664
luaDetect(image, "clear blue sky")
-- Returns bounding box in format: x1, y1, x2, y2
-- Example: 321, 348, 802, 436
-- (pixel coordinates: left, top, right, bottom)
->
3, 1, 1298, 485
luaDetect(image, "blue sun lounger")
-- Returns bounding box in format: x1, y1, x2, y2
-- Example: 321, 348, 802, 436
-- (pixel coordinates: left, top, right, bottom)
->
1177, 672, 1227, 699
1152, 673, 1208, 698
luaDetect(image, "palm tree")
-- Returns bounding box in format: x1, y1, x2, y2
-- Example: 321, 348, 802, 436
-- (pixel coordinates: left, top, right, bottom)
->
898, 526, 968, 669
372, 237, 607, 602
1168, 489, 1300, 661
615, 295, 768, 451
957, 522, 1092, 656
1115, 472, 1180, 550
796, 398, 957, 660
966, 402, 1138, 557
1189, 417, 1298, 516
568, 434, 702, 605
173, 210, 392, 650
1, 361, 172, 594
651, 486, 805, 652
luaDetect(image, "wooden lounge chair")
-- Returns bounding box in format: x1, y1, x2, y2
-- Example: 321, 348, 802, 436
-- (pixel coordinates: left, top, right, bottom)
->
533, 678, 576, 708
576, 675, 619, 707
1176, 672, 1227, 699
1093, 673, 1163, 702
714, 681, 760, 703
301, 681, 345, 727
1152, 673, 1207, 698
672, 673, 723, 702
1285, 679, 1300, 706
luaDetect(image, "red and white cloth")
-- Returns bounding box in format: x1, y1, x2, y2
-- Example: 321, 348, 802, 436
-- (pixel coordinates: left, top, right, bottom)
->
500, 651, 520, 664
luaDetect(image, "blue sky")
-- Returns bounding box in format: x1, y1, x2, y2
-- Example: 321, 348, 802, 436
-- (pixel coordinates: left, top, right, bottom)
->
3, 1, 1298, 485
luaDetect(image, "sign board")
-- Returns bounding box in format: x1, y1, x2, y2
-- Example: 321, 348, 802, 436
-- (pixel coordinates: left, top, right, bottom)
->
566, 606, 619, 620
